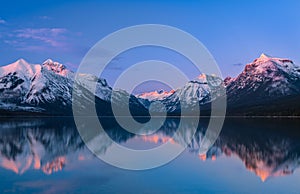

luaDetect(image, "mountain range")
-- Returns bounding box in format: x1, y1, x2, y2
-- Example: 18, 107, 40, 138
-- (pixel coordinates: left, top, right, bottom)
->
0, 58, 148, 117
0, 53, 299, 116
140, 53, 300, 116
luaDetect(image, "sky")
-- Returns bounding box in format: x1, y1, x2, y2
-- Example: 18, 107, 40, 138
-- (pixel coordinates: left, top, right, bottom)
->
0, 0, 299, 92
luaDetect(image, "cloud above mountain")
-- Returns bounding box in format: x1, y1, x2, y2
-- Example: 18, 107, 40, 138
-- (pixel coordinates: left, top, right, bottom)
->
4, 28, 69, 51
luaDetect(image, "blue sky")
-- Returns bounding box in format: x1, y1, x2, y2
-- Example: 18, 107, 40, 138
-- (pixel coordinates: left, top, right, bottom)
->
0, 0, 299, 91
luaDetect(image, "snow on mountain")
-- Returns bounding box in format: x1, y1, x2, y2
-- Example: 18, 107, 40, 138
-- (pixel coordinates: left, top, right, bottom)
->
0, 59, 40, 101
0, 59, 40, 78
0, 59, 115, 114
0, 58, 75, 112
74, 73, 112, 102
0, 59, 148, 115
42, 59, 71, 77
137, 89, 175, 101
134, 53, 300, 115
25, 60, 73, 106
145, 74, 225, 113
1, 54, 300, 115
226, 54, 300, 100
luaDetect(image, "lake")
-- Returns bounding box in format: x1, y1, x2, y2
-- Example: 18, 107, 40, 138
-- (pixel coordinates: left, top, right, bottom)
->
0, 117, 300, 194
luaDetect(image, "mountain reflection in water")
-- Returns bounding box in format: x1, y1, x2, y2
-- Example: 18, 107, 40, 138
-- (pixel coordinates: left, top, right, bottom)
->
0, 117, 299, 183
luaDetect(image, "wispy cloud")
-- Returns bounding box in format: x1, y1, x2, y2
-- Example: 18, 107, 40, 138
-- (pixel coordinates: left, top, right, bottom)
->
4, 28, 70, 51
0, 18, 6, 24
39, 16, 52, 20
15, 28, 67, 47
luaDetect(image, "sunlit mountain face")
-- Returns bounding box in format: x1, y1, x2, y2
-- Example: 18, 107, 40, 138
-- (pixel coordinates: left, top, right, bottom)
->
1, 118, 299, 182
225, 54, 300, 115
1, 54, 300, 116
139, 54, 300, 116
0, 59, 149, 117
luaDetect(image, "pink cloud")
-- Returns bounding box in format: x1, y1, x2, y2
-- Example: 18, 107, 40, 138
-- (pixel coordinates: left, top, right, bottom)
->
2, 27, 83, 53
15, 28, 67, 48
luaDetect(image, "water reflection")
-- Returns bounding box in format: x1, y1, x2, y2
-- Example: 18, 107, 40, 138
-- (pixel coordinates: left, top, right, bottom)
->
0, 117, 299, 182
215, 119, 300, 182
0, 118, 83, 175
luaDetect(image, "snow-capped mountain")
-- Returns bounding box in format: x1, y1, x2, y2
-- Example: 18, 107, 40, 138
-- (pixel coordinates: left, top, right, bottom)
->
137, 90, 175, 101
0, 59, 147, 115
226, 53, 300, 98
134, 53, 300, 116
140, 74, 225, 113
1, 54, 300, 116
0, 59, 80, 114
225, 54, 300, 115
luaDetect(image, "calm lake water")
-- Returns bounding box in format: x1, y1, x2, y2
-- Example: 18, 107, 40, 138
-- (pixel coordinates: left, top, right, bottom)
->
0, 117, 300, 194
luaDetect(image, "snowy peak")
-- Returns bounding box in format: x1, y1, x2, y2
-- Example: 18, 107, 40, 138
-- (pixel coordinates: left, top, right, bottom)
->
260, 53, 270, 58
196, 74, 208, 83
136, 73, 225, 113
232, 53, 300, 82
42, 59, 69, 76
226, 54, 300, 106
257, 53, 272, 61
43, 59, 54, 64
15, 58, 29, 66
0, 58, 145, 115
0, 59, 40, 78
252, 53, 296, 71
137, 89, 175, 101
255, 53, 293, 63
0, 59, 75, 111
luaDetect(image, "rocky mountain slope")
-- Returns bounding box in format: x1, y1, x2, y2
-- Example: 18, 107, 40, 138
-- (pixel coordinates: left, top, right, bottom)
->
0, 59, 148, 116
1, 54, 300, 116
140, 54, 300, 116
225, 54, 300, 115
